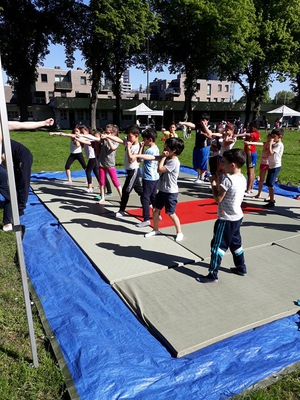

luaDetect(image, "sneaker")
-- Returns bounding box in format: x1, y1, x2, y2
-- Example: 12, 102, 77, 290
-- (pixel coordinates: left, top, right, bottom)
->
63, 180, 73, 185
263, 201, 275, 208
194, 178, 205, 184
94, 195, 102, 201
3, 223, 13, 232
196, 273, 218, 283
106, 192, 113, 196
175, 233, 184, 242
145, 230, 160, 238
244, 190, 252, 197
115, 211, 127, 218
85, 188, 94, 193
230, 267, 247, 276
136, 220, 150, 228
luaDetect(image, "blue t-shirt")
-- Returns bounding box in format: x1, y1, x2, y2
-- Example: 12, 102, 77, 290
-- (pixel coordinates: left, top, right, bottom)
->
142, 145, 159, 181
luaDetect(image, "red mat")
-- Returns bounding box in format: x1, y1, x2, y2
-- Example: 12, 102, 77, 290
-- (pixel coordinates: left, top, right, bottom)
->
127, 199, 264, 228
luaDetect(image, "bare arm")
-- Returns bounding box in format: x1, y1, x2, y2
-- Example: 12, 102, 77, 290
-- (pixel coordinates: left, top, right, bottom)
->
103, 134, 124, 144
178, 121, 195, 129
210, 173, 227, 203
8, 118, 54, 130
49, 132, 76, 138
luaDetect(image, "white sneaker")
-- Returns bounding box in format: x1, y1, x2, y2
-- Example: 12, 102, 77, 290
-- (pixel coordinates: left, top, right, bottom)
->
194, 178, 205, 184
136, 220, 150, 228
175, 233, 184, 242
145, 230, 160, 238
85, 188, 94, 193
115, 211, 127, 218
63, 180, 73, 185
244, 191, 252, 197
3, 223, 13, 231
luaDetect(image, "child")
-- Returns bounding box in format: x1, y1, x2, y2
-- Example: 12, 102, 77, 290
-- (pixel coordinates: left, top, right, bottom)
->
143, 137, 185, 242
236, 120, 260, 196
245, 133, 271, 199
104, 124, 143, 217
49, 126, 86, 184
263, 128, 284, 208
136, 128, 160, 227
199, 148, 247, 283
96, 124, 122, 204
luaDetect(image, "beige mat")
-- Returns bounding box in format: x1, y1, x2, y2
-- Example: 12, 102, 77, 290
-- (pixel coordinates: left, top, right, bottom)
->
114, 242, 300, 357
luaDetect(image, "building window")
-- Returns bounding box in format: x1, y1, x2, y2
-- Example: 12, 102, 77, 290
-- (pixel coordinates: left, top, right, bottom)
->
123, 115, 132, 121
81, 76, 87, 85
207, 97, 211, 102
224, 85, 229, 92
196, 83, 200, 91
218, 84, 222, 92
221, 98, 225, 102
101, 111, 108, 120
207, 84, 211, 95
214, 98, 218, 102
41, 74, 48, 83
8, 111, 19, 120
61, 92, 66, 98
60, 110, 67, 120
55, 74, 67, 82
160, 84, 164, 91
48, 91, 54, 100
28, 111, 34, 119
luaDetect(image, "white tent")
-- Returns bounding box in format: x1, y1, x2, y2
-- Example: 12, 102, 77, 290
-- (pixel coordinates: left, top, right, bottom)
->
123, 102, 164, 116
267, 105, 300, 117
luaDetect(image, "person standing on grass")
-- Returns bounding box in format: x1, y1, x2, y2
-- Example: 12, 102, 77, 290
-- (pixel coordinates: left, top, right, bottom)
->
198, 148, 247, 283
263, 128, 284, 208
1, 118, 54, 231
103, 124, 143, 217
49, 126, 87, 184
178, 113, 212, 184
141, 137, 185, 242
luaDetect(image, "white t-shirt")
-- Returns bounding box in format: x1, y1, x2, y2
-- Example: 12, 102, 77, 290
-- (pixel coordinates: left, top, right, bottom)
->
268, 142, 284, 169
124, 138, 140, 170
70, 138, 82, 154
218, 173, 246, 221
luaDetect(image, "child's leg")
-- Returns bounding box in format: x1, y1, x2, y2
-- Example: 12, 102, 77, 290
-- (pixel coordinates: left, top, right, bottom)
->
107, 168, 122, 197
208, 219, 228, 279
169, 213, 182, 234
119, 170, 135, 212
152, 208, 160, 231
255, 168, 267, 198
229, 219, 246, 274
141, 180, 157, 222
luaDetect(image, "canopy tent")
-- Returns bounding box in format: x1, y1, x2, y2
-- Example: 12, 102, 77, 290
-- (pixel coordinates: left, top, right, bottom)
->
123, 102, 164, 116
267, 105, 300, 117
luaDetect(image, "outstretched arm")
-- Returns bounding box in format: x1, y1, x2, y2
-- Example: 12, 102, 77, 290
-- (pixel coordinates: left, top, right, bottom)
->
178, 121, 195, 129
8, 118, 54, 130
49, 132, 76, 138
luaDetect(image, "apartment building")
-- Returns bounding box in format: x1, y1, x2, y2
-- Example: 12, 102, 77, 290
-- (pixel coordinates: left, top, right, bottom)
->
150, 73, 234, 103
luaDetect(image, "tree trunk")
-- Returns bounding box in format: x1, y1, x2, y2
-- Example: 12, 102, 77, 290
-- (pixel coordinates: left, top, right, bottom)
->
90, 79, 101, 131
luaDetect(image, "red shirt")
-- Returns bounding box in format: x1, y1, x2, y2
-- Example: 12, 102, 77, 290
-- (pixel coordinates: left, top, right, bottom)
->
244, 131, 260, 154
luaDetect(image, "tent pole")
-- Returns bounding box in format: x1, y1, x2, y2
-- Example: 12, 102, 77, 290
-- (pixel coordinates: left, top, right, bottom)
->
0, 57, 39, 367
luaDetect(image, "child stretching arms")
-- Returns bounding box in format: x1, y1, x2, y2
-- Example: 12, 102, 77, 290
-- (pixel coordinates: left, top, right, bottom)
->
140, 137, 185, 242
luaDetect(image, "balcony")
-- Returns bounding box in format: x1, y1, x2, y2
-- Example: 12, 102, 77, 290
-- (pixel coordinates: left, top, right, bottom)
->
165, 87, 181, 96
54, 81, 73, 92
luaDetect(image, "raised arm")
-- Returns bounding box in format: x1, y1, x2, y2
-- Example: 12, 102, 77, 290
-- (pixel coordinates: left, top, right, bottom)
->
8, 118, 54, 130
178, 121, 195, 129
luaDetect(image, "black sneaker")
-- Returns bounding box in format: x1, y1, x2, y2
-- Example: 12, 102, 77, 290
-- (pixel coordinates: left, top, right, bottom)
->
196, 273, 218, 283
230, 267, 247, 276
263, 201, 275, 208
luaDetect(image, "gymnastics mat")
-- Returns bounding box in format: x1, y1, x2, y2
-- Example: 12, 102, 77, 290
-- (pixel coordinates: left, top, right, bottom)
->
114, 241, 300, 357
126, 199, 265, 228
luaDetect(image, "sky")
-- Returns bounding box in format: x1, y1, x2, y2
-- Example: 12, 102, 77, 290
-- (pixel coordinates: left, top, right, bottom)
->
2, 43, 292, 101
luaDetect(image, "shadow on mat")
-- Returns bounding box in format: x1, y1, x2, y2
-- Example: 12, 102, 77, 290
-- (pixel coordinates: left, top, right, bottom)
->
97, 242, 194, 267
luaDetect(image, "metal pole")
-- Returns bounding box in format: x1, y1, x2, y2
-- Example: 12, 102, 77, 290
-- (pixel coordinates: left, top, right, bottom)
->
147, 38, 149, 107
0, 57, 39, 367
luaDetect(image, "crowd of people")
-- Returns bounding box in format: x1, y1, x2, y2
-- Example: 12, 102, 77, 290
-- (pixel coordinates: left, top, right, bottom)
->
1, 116, 285, 284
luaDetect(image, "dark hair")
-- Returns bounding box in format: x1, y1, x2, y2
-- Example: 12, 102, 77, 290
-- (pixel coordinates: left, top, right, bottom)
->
223, 148, 246, 168
124, 124, 140, 136
165, 137, 185, 156
249, 120, 259, 130
271, 128, 284, 137
201, 113, 210, 121
142, 127, 157, 141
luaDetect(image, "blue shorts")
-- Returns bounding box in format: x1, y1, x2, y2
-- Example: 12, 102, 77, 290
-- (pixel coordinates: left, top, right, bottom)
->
193, 147, 210, 171
266, 167, 281, 187
246, 152, 257, 168
154, 191, 178, 215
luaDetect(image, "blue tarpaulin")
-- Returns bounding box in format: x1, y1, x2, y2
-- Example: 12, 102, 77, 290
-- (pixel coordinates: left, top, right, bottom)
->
15, 169, 300, 399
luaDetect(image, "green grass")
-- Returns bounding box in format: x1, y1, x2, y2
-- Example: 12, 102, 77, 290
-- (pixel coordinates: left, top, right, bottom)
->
9, 128, 300, 185
1, 128, 300, 399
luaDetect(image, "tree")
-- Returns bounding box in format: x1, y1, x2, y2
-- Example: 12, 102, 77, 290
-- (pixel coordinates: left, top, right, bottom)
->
0, 0, 85, 121
79, 0, 159, 129
273, 90, 295, 105
216, 0, 300, 124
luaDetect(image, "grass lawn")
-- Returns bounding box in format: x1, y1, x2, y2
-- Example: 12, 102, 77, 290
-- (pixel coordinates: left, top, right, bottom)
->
1, 128, 300, 399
